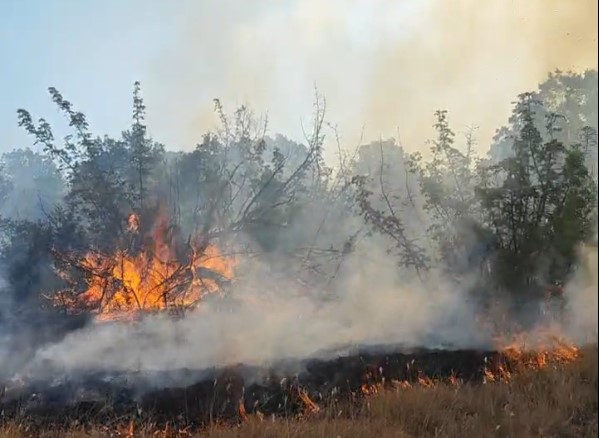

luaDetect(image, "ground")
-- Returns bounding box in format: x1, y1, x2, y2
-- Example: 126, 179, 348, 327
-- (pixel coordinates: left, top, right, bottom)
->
1, 345, 597, 438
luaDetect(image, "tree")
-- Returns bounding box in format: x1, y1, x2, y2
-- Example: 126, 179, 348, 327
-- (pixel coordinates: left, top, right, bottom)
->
124, 81, 165, 211
9, 83, 350, 319
407, 111, 479, 274
0, 163, 12, 210
489, 70, 598, 172
2, 73, 596, 335
16, 83, 168, 252
0, 148, 65, 221
351, 138, 430, 279
475, 93, 596, 296
537, 70, 598, 144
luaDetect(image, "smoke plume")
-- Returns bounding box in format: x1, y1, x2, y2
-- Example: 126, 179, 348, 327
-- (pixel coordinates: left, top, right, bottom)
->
23, 245, 486, 377
144, 0, 598, 157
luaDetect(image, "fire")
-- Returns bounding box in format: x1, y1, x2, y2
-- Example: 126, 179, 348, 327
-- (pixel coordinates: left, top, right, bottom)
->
494, 326, 581, 364
53, 210, 236, 321
352, 328, 583, 395
298, 389, 321, 414
480, 326, 582, 383
469, 297, 583, 383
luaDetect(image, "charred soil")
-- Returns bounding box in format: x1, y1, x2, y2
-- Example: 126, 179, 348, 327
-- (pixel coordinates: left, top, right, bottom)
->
2, 344, 595, 437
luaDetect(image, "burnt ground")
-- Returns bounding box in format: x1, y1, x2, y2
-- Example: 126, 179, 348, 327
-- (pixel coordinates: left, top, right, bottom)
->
0, 345, 522, 429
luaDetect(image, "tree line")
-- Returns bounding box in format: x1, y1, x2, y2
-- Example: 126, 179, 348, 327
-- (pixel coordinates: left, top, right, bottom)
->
0, 70, 596, 336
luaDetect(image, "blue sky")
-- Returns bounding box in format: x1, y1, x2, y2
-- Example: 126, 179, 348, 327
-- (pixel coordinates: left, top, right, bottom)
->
0, 0, 430, 155
0, 1, 179, 152
1, 1, 597, 158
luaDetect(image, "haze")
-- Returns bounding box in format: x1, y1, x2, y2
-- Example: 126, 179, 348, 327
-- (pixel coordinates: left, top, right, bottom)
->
1, 0, 597, 160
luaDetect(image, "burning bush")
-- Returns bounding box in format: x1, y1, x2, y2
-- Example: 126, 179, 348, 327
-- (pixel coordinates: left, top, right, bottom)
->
51, 209, 236, 322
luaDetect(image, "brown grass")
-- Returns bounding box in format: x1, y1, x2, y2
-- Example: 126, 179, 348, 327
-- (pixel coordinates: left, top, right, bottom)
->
2, 345, 597, 438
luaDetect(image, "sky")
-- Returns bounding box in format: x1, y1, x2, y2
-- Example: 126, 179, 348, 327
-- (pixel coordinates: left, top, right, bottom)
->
1, 0, 597, 160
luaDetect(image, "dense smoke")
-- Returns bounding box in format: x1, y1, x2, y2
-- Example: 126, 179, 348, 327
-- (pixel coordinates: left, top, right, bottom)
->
12, 227, 598, 380
145, 0, 598, 156
0, 1, 597, 385
565, 243, 599, 343
10, 204, 598, 380
25, 248, 485, 375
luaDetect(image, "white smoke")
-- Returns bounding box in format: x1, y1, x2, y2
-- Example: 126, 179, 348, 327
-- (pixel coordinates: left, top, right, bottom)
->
25, 245, 487, 376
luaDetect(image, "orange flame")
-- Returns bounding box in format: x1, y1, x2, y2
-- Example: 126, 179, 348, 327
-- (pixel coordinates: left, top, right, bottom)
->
481, 326, 582, 383
298, 389, 321, 415
54, 210, 236, 321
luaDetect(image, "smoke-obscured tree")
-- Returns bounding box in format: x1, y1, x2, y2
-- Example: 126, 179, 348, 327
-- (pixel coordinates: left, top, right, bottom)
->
0, 148, 65, 221
351, 138, 430, 279
578, 125, 598, 180
9, 82, 355, 320
475, 93, 596, 296
538, 70, 598, 143
489, 70, 598, 172
352, 138, 422, 220
0, 163, 12, 211
407, 111, 482, 276
165, 95, 328, 254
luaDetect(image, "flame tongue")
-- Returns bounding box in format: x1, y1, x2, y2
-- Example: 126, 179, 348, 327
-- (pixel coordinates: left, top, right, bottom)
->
55, 211, 236, 321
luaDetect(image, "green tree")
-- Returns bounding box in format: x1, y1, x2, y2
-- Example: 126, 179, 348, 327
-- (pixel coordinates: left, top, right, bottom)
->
476, 93, 596, 295
123, 81, 165, 211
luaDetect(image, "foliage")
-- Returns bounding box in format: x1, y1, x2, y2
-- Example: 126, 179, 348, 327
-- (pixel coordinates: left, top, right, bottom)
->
489, 69, 598, 170
407, 111, 479, 274
0, 71, 597, 327
475, 93, 596, 295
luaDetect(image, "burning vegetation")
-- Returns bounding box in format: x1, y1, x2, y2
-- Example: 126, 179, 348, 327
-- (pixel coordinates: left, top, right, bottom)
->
51, 209, 236, 322
0, 342, 589, 434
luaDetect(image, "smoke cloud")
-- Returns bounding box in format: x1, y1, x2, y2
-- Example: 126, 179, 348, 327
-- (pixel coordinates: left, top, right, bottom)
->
24, 245, 487, 377
23, 235, 598, 379
144, 0, 598, 158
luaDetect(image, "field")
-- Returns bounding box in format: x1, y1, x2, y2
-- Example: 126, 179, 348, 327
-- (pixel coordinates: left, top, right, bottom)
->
2, 345, 596, 438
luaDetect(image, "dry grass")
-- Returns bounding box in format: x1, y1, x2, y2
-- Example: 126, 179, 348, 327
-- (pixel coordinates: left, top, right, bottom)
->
2, 345, 597, 438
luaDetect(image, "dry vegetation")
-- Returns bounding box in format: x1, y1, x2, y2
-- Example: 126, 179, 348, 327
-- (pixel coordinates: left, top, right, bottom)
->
2, 345, 596, 438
